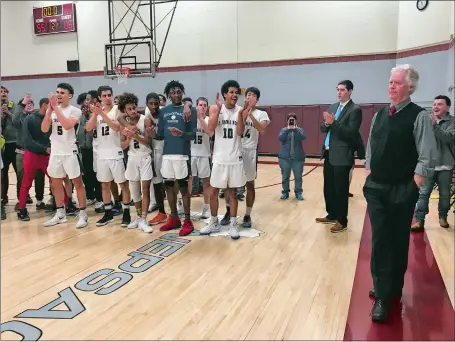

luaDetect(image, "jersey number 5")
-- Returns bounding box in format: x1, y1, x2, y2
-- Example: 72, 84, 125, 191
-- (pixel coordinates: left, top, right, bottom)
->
223, 128, 233, 139
193, 135, 202, 144
57, 126, 63, 135
133, 140, 140, 149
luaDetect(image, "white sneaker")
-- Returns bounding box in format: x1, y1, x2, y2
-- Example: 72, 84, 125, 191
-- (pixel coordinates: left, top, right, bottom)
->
229, 224, 240, 240
86, 199, 96, 206
44, 211, 67, 227
127, 218, 139, 229
76, 211, 88, 229
95, 201, 104, 209
139, 219, 153, 233
200, 220, 220, 235
200, 208, 210, 219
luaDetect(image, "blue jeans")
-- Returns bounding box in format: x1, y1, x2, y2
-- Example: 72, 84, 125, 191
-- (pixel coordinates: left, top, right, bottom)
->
279, 157, 304, 194
415, 170, 453, 222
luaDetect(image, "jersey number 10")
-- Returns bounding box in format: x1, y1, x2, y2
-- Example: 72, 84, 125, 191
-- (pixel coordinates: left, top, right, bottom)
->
223, 128, 234, 139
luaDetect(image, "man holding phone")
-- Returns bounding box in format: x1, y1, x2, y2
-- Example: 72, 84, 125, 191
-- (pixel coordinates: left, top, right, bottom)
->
277, 113, 307, 200
317, 80, 362, 233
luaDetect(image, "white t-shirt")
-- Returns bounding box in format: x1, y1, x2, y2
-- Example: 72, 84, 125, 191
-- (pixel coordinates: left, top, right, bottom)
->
145, 107, 164, 151
242, 109, 270, 150
128, 115, 152, 157
191, 116, 211, 157
50, 105, 81, 156
212, 104, 243, 165
96, 105, 123, 159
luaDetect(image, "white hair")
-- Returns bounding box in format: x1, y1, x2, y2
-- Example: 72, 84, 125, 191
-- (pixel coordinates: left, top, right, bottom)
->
391, 64, 419, 95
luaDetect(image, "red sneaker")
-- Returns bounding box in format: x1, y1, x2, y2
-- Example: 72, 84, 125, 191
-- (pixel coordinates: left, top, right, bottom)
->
179, 219, 194, 236
159, 215, 181, 231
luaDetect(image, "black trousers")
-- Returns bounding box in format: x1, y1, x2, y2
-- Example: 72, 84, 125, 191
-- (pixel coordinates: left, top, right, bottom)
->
323, 151, 351, 226
363, 175, 419, 303
1, 143, 18, 201
81, 148, 102, 202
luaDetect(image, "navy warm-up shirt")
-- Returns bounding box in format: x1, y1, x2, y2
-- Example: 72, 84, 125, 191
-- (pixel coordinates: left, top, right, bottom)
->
157, 104, 197, 156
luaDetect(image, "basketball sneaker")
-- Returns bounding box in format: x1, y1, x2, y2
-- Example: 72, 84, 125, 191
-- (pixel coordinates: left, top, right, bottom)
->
139, 219, 153, 233
159, 215, 181, 231
179, 219, 194, 236
44, 208, 67, 227
148, 212, 167, 225
200, 217, 220, 235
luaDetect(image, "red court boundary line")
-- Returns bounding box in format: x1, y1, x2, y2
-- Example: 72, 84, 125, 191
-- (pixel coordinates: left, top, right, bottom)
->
344, 212, 455, 340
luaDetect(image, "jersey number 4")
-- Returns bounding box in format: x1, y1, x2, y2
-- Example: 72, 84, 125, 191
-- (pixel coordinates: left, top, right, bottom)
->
241, 129, 251, 139
193, 135, 203, 144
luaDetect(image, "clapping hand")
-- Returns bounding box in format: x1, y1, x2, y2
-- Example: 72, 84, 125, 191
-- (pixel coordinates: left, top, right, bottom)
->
168, 127, 183, 136
323, 111, 335, 125
48, 93, 58, 109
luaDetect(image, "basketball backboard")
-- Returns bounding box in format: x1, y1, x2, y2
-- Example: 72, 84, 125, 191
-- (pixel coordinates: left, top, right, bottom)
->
104, 40, 156, 79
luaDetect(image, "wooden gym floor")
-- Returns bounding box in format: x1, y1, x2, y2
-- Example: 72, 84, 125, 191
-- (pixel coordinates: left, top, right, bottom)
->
1, 159, 454, 340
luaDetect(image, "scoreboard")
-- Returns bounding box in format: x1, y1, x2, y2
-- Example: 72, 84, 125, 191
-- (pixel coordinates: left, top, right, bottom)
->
33, 3, 77, 35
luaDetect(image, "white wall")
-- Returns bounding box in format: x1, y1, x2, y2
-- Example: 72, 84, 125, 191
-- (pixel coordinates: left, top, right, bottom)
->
2, 0, 452, 77
396, 0, 453, 51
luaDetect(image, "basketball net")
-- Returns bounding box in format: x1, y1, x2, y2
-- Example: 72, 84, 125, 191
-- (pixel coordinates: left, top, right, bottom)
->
114, 67, 131, 84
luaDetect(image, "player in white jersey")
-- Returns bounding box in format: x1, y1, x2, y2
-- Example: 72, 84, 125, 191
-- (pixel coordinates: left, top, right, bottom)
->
41, 83, 88, 229
239, 87, 270, 228
190, 97, 213, 218
200, 80, 252, 240
143, 93, 168, 226
118, 93, 154, 233
85, 86, 132, 227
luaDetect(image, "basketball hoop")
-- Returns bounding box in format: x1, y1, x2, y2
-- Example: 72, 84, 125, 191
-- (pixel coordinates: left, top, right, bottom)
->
114, 67, 131, 84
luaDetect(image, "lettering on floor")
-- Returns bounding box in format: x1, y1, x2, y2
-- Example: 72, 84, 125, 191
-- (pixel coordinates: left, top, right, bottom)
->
0, 233, 191, 341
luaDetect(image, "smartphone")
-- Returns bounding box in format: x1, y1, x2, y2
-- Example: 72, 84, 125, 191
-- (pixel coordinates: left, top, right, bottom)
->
289, 118, 295, 126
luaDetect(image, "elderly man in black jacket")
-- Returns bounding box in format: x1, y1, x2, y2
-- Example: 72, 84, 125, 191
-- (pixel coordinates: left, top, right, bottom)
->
316, 80, 363, 233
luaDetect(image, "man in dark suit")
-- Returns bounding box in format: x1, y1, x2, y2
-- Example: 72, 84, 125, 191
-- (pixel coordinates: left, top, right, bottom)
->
316, 80, 362, 233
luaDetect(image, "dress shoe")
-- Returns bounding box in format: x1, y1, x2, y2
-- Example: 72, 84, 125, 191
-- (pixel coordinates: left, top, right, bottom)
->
371, 299, 389, 322
369, 288, 402, 299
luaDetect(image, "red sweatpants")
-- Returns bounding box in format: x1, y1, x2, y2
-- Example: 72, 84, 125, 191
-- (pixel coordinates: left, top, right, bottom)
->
19, 151, 50, 209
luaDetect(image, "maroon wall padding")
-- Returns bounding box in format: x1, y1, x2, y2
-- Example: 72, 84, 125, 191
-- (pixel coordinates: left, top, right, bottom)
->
257, 103, 389, 157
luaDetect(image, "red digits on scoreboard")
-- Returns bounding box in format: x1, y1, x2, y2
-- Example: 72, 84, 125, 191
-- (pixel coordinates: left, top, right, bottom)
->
36, 22, 46, 33
63, 20, 72, 30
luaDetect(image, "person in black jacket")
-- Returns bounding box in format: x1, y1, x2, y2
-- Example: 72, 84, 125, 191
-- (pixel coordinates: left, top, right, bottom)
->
17, 98, 52, 221
348, 132, 366, 197
316, 80, 363, 233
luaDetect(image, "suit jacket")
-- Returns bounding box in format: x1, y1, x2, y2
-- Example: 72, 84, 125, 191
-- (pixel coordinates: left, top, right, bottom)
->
320, 100, 362, 166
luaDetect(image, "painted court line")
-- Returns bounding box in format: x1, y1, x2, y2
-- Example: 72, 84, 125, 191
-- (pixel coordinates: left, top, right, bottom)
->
344, 212, 454, 340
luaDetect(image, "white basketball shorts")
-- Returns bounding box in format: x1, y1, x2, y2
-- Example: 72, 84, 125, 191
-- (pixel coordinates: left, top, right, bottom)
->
93, 151, 98, 172
161, 158, 190, 180
152, 149, 163, 184
125, 154, 153, 182
191, 156, 211, 179
96, 158, 127, 184
242, 149, 258, 182
47, 154, 82, 179
210, 163, 246, 189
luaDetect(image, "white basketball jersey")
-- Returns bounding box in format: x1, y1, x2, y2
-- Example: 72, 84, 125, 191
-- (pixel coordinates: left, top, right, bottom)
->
128, 115, 152, 157
96, 105, 123, 159
50, 105, 82, 155
242, 109, 270, 150
191, 116, 211, 157
146, 109, 164, 151
212, 104, 243, 165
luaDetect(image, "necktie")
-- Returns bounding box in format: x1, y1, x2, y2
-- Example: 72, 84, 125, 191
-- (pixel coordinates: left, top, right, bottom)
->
324, 105, 343, 148
389, 105, 396, 116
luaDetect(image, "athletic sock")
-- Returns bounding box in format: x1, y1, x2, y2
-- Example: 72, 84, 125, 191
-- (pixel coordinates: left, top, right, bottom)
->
230, 217, 237, 225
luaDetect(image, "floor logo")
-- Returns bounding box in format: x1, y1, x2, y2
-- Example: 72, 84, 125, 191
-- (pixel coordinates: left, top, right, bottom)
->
0, 233, 191, 341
